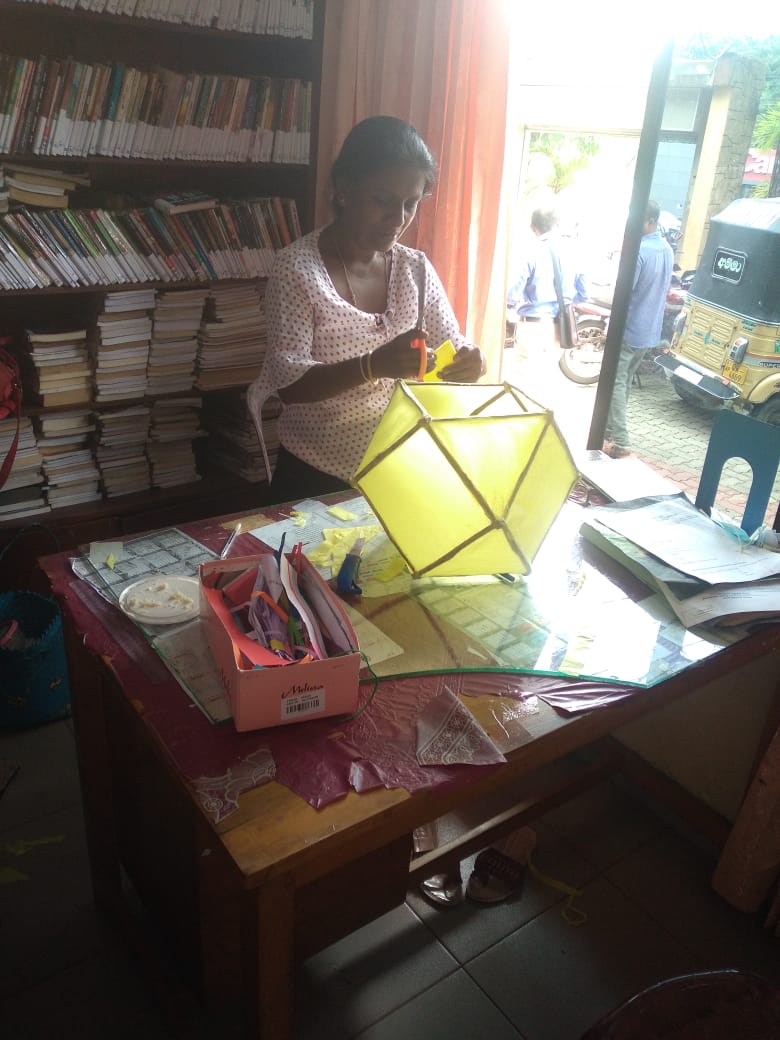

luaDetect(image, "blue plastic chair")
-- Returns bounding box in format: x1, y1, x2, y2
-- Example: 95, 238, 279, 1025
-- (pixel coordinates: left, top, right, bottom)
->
695, 409, 780, 535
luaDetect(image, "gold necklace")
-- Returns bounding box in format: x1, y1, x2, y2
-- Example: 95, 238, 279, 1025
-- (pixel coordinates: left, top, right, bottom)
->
333, 232, 388, 311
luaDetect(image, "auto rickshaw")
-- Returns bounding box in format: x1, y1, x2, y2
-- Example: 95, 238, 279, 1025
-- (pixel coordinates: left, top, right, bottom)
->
656, 197, 780, 424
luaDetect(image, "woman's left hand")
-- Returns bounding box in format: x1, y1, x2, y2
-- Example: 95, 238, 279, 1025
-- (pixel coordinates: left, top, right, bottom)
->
439, 345, 486, 383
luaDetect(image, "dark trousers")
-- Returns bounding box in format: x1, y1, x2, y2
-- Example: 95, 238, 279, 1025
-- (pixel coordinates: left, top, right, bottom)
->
264, 444, 352, 507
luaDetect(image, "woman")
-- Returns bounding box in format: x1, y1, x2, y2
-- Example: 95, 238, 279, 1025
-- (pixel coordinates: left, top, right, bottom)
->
251, 115, 485, 504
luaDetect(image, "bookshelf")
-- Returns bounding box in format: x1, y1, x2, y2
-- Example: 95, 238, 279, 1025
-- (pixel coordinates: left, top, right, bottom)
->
0, 0, 324, 580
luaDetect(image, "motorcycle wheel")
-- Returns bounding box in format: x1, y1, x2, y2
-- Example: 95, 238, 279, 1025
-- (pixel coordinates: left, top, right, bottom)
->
558, 319, 605, 385
753, 395, 780, 428
670, 375, 723, 413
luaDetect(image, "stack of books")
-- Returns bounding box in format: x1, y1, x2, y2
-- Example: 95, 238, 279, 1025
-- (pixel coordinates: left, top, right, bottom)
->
94, 289, 155, 403
42, 447, 102, 509
95, 405, 152, 499
147, 397, 203, 488
34, 410, 96, 460
0, 416, 49, 521
22, 325, 93, 409
147, 288, 208, 396
2, 164, 91, 210
196, 282, 267, 391
200, 388, 275, 483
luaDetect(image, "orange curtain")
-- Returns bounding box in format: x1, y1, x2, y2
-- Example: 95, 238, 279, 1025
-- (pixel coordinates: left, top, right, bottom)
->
316, 0, 511, 377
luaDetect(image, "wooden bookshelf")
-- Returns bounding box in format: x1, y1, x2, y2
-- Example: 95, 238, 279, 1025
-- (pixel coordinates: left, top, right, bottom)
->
0, 0, 324, 576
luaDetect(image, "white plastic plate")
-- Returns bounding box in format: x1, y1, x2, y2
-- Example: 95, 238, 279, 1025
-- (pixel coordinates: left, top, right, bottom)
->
118, 575, 200, 626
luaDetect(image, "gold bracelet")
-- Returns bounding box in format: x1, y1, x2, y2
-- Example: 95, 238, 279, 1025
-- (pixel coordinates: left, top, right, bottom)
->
364, 350, 378, 385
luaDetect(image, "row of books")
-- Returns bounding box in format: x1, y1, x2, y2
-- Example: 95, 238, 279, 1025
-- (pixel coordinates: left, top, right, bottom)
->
0, 195, 301, 290
0, 52, 311, 163
15, 0, 315, 38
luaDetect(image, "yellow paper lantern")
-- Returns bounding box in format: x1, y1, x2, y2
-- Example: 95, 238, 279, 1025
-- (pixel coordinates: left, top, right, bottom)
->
352, 382, 577, 577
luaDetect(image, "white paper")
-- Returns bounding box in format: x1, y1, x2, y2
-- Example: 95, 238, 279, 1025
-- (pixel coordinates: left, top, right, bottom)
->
657, 576, 780, 628
594, 495, 780, 584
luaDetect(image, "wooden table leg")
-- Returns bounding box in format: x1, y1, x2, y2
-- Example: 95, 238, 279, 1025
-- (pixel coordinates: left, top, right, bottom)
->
62, 616, 123, 911
242, 876, 296, 1040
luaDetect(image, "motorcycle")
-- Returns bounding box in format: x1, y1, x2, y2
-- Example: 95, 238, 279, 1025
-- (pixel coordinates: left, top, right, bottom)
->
558, 301, 610, 385
557, 268, 695, 386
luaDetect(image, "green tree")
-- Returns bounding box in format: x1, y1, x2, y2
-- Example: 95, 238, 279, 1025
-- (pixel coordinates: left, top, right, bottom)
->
528, 133, 599, 194
753, 101, 780, 196
676, 34, 780, 123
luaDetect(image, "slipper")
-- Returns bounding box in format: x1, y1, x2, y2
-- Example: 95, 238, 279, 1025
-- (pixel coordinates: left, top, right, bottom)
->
467, 827, 537, 904
419, 869, 464, 909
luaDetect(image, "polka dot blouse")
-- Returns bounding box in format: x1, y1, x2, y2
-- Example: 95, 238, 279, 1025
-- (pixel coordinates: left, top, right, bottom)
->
251, 228, 470, 482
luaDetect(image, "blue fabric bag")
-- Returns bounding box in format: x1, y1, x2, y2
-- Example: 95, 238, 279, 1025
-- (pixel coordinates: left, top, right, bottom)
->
0, 590, 71, 728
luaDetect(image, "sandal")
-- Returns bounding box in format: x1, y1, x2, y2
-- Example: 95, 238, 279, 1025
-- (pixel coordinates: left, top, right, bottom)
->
466, 827, 537, 904
419, 869, 464, 909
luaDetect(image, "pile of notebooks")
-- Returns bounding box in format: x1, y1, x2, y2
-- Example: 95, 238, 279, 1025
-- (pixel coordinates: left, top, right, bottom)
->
0, 415, 48, 521
196, 282, 267, 391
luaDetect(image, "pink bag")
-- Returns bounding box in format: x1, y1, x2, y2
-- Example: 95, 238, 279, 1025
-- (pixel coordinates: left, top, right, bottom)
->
0, 339, 22, 490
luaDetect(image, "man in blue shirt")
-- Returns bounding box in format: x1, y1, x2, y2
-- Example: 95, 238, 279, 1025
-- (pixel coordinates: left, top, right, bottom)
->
605, 200, 673, 458
506, 208, 588, 378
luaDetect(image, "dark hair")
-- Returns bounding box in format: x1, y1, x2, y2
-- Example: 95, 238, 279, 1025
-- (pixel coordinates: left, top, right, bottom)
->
330, 116, 438, 204
646, 199, 661, 224
531, 208, 558, 235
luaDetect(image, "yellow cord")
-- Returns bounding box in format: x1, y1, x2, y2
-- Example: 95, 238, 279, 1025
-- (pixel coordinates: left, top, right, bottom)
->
527, 853, 589, 926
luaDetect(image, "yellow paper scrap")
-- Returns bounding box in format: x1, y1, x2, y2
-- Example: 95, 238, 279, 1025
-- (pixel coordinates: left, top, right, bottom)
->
327, 505, 358, 522
5, 835, 65, 856
0, 867, 28, 884
376, 556, 408, 581
88, 541, 124, 567
306, 525, 383, 571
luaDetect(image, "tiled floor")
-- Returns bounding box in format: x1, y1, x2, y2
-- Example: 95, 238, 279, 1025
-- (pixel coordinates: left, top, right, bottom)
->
2, 716, 778, 1040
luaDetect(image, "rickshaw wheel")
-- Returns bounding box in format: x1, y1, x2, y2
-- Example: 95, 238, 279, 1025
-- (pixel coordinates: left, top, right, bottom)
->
671, 375, 723, 413
753, 395, 780, 427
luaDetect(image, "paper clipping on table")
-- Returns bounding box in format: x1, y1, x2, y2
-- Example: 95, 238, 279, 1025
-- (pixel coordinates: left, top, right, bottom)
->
250, 495, 412, 596
593, 494, 780, 584
416, 684, 506, 766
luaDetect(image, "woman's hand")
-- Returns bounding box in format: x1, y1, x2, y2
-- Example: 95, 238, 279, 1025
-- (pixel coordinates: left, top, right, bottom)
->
372, 329, 436, 380
439, 345, 486, 383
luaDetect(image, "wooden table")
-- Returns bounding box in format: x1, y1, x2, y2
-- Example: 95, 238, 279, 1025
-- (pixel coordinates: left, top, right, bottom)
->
40, 505, 780, 1039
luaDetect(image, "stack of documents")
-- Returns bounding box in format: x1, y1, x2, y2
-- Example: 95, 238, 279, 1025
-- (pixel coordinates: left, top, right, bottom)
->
581, 493, 780, 629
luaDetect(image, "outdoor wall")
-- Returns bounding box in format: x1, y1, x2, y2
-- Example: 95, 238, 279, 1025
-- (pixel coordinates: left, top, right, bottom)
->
679, 53, 766, 271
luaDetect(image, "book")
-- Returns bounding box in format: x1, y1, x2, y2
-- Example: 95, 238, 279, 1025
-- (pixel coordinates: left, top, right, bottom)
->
38, 386, 94, 408
580, 514, 704, 601
153, 191, 219, 215
3, 164, 91, 190
26, 326, 88, 343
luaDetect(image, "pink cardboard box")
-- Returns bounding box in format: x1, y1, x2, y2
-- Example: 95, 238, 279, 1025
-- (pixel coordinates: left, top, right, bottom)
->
199, 552, 361, 732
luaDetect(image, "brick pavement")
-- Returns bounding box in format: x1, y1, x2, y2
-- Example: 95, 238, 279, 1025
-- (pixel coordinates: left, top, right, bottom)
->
502, 348, 780, 530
